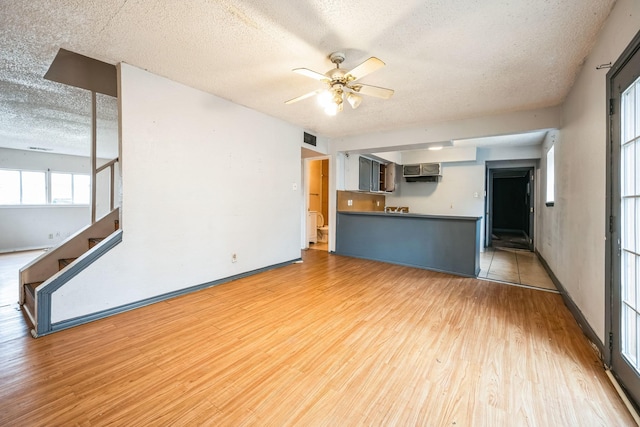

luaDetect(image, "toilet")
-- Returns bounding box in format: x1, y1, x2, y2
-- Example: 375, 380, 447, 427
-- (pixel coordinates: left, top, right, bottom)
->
317, 213, 329, 242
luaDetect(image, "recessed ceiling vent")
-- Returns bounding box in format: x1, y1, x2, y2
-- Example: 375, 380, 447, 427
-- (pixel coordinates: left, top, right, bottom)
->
303, 132, 317, 146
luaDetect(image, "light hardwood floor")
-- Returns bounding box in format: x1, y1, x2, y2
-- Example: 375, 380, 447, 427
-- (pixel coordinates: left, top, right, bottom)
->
0, 250, 635, 425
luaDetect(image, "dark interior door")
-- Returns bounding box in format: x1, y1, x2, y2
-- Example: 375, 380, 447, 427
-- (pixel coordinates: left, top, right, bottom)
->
488, 168, 534, 250
608, 30, 640, 408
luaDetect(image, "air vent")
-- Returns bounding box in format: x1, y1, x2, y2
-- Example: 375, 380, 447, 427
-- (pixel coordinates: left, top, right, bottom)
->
303, 132, 317, 146
402, 163, 441, 177
403, 163, 442, 182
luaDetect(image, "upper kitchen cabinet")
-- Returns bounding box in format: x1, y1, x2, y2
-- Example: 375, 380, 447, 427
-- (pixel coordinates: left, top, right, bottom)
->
358, 157, 372, 191
380, 162, 396, 192
343, 154, 396, 193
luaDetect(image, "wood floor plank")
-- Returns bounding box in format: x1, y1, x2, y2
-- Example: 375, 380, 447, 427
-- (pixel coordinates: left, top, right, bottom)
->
0, 249, 635, 425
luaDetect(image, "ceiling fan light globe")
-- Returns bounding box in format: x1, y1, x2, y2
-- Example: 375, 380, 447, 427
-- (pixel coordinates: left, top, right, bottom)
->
347, 92, 363, 109
317, 90, 333, 107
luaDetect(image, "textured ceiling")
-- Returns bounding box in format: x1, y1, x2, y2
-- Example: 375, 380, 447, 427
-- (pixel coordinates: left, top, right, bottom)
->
0, 0, 616, 158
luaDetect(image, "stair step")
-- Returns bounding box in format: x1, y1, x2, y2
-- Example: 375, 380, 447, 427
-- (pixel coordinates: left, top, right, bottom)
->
23, 281, 42, 322
58, 258, 78, 270
88, 237, 104, 249
24, 281, 42, 297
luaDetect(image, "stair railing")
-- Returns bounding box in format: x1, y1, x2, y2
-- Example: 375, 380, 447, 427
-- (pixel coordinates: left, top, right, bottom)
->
90, 90, 119, 224
96, 157, 119, 214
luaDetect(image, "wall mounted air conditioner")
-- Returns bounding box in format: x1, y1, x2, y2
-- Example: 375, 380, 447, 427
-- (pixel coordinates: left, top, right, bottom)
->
402, 163, 442, 182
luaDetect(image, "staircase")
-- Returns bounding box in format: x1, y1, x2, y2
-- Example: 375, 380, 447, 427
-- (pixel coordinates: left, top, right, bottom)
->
20, 208, 120, 333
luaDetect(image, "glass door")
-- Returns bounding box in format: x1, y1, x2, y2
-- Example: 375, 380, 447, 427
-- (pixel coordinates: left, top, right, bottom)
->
609, 32, 640, 406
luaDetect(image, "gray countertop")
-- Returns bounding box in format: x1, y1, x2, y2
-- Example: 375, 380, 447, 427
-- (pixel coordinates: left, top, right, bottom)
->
338, 211, 482, 221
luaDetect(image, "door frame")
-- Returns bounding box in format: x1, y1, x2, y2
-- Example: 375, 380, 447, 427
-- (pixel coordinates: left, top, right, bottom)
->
303, 155, 331, 250
605, 28, 640, 402
485, 164, 536, 250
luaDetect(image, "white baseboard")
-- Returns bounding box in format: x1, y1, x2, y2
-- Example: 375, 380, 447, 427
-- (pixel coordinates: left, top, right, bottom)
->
606, 369, 640, 426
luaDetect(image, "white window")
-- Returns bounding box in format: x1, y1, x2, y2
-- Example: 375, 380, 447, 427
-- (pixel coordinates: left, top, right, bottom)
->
0, 170, 20, 204
0, 169, 46, 205
73, 174, 90, 204
51, 172, 90, 205
546, 145, 555, 205
21, 171, 46, 204
0, 169, 89, 205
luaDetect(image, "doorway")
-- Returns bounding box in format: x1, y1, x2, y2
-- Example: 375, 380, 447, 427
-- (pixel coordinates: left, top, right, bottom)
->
486, 167, 534, 251
607, 29, 640, 408
307, 158, 329, 251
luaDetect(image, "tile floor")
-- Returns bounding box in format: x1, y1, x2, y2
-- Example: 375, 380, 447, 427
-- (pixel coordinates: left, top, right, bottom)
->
308, 241, 328, 251
479, 247, 558, 292
309, 243, 556, 292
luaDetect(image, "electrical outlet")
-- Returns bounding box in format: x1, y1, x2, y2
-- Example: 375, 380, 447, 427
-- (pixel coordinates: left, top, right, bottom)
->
231, 253, 237, 263
348, 199, 353, 206
376, 201, 380, 206
48, 233, 53, 239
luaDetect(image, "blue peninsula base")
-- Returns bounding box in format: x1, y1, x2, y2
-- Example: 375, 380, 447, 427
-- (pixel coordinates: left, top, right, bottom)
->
335, 212, 481, 277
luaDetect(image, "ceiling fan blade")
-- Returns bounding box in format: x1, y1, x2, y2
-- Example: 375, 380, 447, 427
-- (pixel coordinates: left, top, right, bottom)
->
285, 89, 322, 105
345, 57, 385, 81
351, 83, 394, 99
293, 68, 329, 82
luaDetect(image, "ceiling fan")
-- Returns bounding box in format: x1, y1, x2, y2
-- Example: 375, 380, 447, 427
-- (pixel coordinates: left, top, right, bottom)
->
285, 51, 394, 116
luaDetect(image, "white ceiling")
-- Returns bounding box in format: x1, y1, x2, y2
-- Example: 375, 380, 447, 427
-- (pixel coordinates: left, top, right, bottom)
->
0, 0, 615, 159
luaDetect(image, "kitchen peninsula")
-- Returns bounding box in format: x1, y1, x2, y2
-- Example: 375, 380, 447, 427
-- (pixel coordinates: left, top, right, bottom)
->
335, 211, 481, 277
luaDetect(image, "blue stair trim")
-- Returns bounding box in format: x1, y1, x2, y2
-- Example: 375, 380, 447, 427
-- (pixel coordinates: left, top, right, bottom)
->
34, 230, 123, 336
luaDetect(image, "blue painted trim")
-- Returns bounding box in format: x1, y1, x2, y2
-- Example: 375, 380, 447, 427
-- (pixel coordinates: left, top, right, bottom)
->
34, 230, 123, 336
40, 257, 302, 336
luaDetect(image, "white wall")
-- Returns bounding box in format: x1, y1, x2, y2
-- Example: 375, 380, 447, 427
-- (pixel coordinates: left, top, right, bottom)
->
51, 64, 302, 322
402, 147, 477, 164
331, 106, 562, 154
536, 131, 559, 258
537, 0, 640, 343
0, 206, 89, 252
386, 162, 485, 217
0, 147, 116, 252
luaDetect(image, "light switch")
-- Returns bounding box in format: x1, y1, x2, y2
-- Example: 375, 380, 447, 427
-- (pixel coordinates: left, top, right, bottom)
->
474, 192, 479, 198
292, 183, 298, 190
